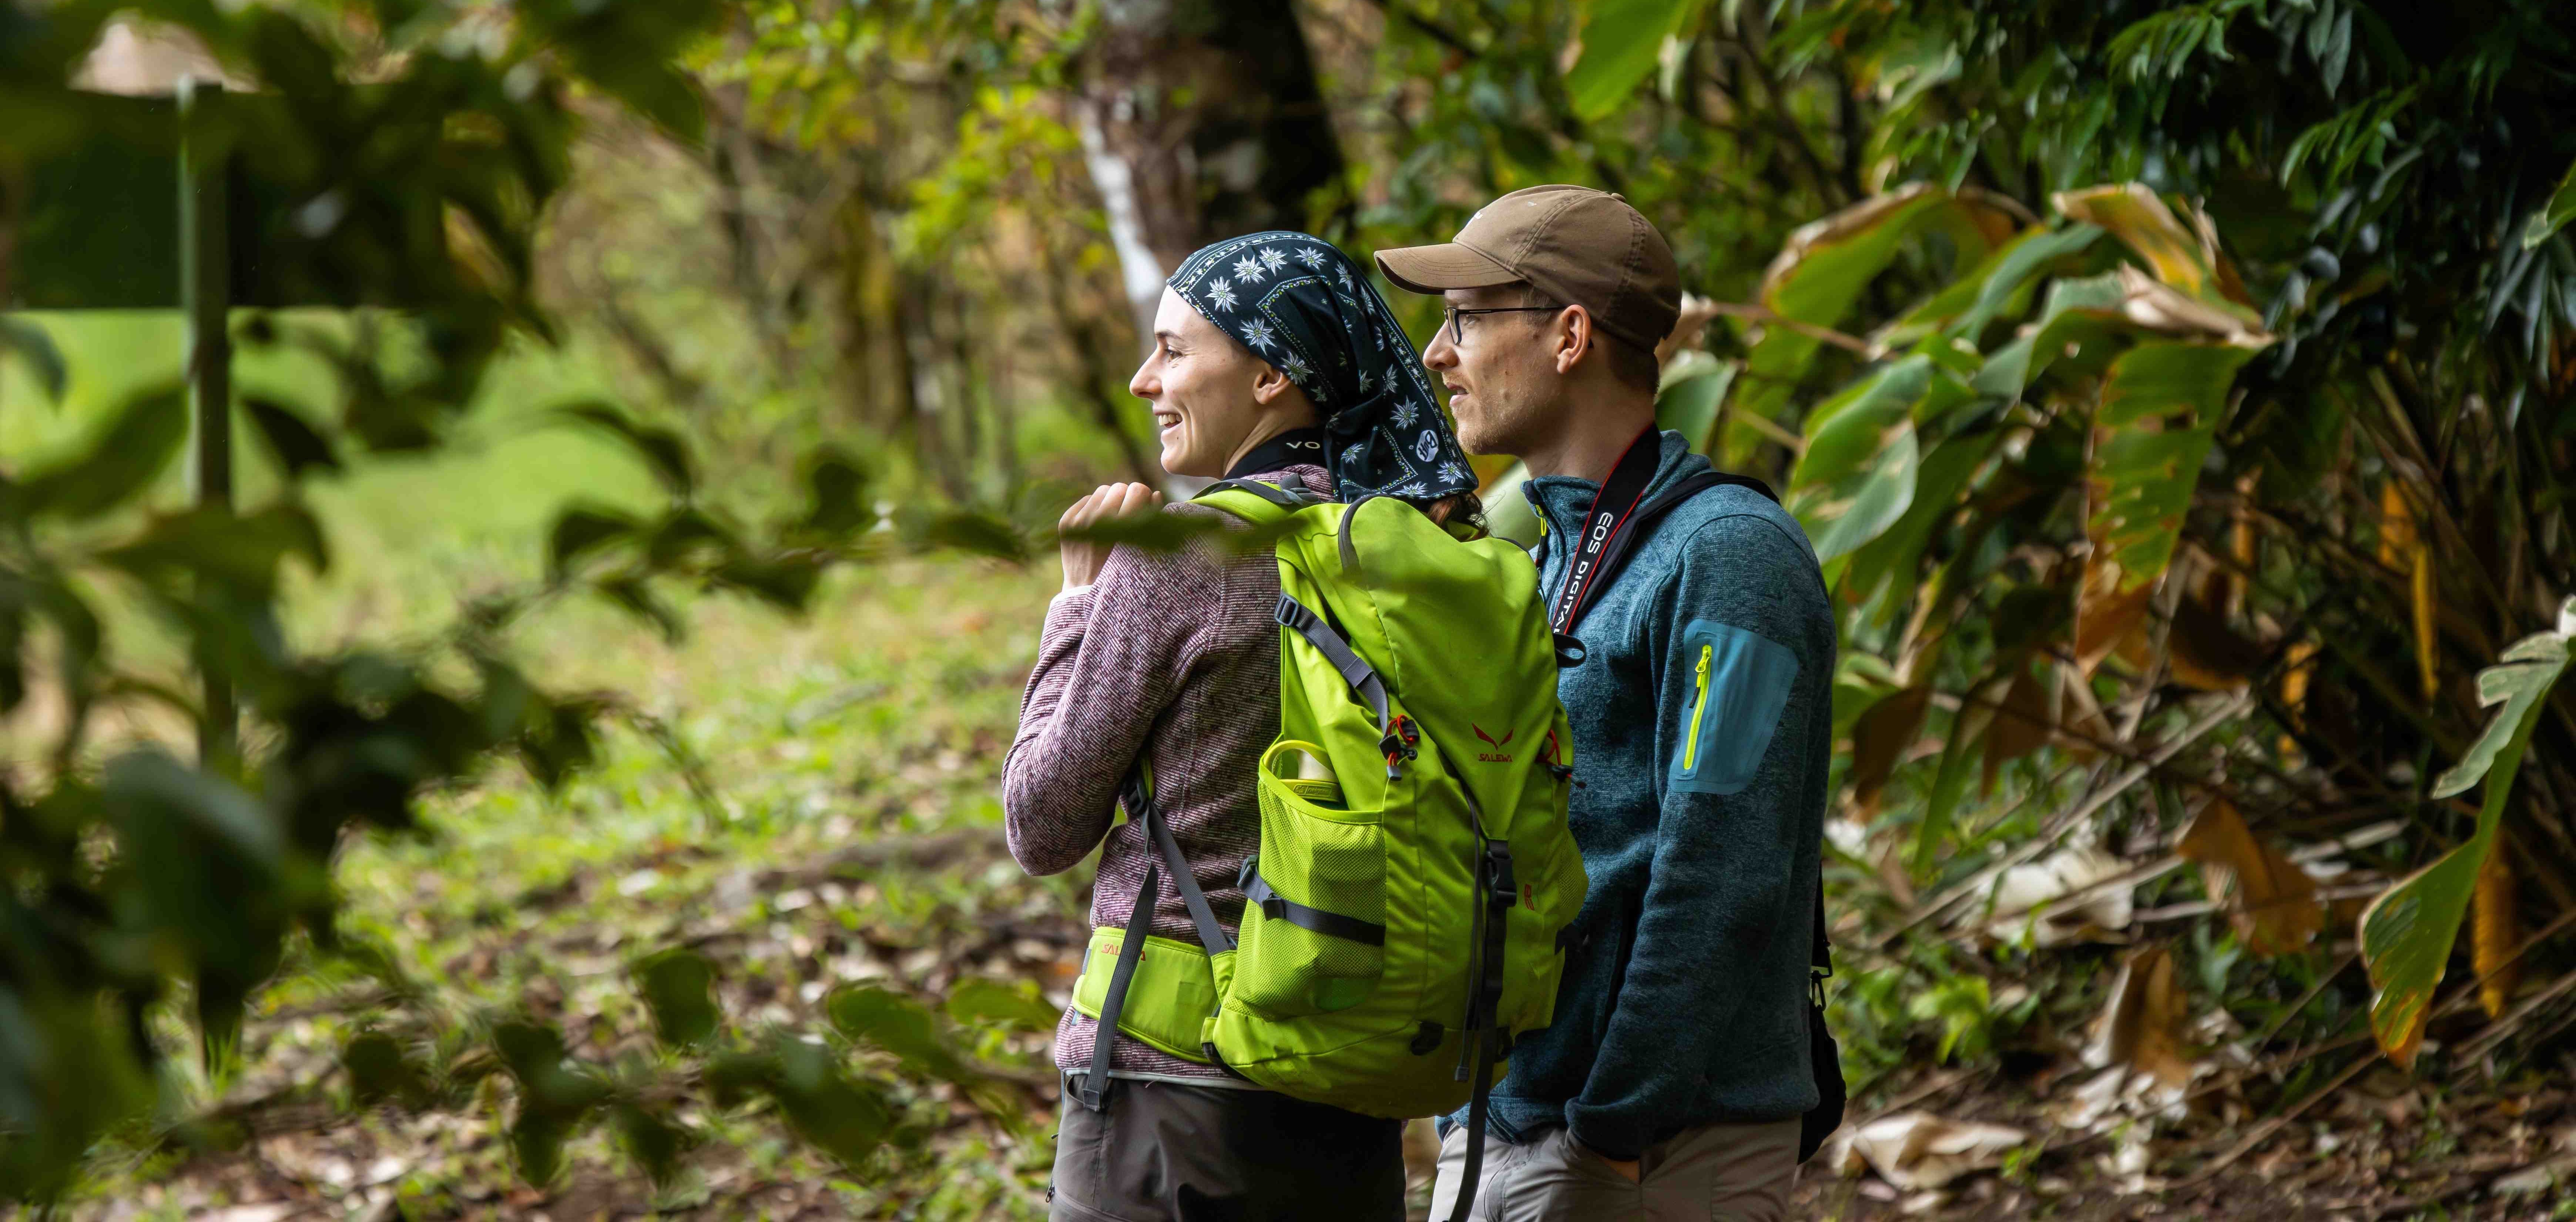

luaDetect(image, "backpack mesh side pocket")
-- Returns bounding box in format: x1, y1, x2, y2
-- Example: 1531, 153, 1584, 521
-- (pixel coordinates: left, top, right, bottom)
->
1231, 745, 1386, 1017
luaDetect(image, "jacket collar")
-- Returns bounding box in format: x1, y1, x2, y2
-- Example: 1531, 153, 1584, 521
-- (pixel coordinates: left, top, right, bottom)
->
1521, 430, 1712, 548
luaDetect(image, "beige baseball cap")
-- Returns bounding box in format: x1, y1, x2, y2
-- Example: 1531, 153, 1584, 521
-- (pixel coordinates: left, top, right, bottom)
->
1375, 184, 1680, 352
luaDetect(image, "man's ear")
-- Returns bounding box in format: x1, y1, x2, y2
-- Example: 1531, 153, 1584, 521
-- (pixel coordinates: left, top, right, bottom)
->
1552, 304, 1597, 375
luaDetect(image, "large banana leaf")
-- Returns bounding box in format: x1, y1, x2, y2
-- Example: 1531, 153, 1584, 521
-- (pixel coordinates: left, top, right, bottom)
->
1726, 185, 2011, 463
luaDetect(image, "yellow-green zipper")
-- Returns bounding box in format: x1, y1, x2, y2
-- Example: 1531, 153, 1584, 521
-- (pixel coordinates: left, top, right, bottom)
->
1683, 644, 1713, 771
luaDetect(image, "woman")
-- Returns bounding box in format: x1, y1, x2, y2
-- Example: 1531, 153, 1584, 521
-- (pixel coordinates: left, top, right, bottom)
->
1004, 232, 1479, 1221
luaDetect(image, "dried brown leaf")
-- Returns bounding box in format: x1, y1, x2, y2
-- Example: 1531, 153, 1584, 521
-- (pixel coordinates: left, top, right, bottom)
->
2089, 945, 2195, 1089
1849, 685, 1934, 816
2169, 593, 2264, 693
2178, 799, 2321, 956
2075, 557, 2154, 677
1980, 669, 2053, 795
2475, 849, 2522, 1020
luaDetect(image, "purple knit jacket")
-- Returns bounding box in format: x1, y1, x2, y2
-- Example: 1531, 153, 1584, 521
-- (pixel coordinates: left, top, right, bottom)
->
1004, 465, 1333, 1081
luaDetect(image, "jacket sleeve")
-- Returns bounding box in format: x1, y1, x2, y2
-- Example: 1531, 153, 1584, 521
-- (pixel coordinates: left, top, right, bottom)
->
1565, 511, 1828, 1159
1000, 517, 1225, 876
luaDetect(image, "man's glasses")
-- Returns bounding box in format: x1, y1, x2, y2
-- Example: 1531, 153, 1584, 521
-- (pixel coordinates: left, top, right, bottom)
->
1443, 304, 1561, 345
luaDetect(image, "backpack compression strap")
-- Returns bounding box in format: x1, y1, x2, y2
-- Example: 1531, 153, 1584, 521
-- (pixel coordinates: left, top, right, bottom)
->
1079, 773, 1238, 1110
1274, 594, 1418, 778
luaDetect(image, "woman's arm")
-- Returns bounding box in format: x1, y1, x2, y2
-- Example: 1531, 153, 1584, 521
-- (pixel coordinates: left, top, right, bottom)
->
1003, 502, 1219, 876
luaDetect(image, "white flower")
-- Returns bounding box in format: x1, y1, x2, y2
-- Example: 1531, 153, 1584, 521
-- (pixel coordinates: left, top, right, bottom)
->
1393, 398, 1420, 428
1357, 368, 1375, 395
1282, 352, 1314, 383
1398, 481, 1431, 498
1260, 246, 1289, 273
1205, 278, 1238, 312
1336, 264, 1354, 292
1234, 255, 1266, 282
1241, 318, 1278, 352
1296, 246, 1328, 269
1438, 461, 1467, 484
1342, 442, 1370, 466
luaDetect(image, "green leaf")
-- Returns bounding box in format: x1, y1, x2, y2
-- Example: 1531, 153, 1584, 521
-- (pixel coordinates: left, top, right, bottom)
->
798, 448, 876, 538
1733, 187, 1999, 457
633, 949, 720, 1050
1949, 225, 2106, 341
16, 383, 187, 520
755, 1038, 897, 1167
1564, 0, 1702, 121
1481, 463, 1540, 549
2523, 158, 2576, 250
548, 505, 641, 578
2430, 601, 2575, 800
342, 1031, 428, 1107
0, 317, 68, 403
1655, 356, 1738, 454
2087, 341, 2261, 590
1968, 273, 2132, 399
242, 396, 341, 479
510, 1107, 575, 1185
1790, 356, 1933, 563
945, 978, 1061, 1032
101, 504, 332, 598
914, 510, 1030, 563
1912, 667, 2017, 872
596, 575, 684, 643
828, 985, 972, 1082
1837, 429, 2002, 620
547, 400, 694, 499
2363, 600, 2574, 1068
614, 1102, 691, 1186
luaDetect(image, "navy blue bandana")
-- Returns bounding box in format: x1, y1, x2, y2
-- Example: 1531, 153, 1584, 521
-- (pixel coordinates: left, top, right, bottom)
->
1167, 231, 1477, 505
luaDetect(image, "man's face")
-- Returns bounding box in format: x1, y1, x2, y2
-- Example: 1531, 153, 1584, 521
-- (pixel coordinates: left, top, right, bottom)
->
1420, 285, 1564, 457
1130, 287, 1270, 478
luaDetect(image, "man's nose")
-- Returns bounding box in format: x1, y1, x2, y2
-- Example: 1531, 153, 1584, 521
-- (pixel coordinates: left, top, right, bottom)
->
1422, 331, 1458, 370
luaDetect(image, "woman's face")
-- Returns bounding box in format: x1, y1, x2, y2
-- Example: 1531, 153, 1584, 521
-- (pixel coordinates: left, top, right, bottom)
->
1130, 287, 1274, 479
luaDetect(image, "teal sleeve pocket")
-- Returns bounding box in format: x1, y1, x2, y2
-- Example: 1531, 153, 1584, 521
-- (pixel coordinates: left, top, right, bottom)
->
1668, 619, 1800, 796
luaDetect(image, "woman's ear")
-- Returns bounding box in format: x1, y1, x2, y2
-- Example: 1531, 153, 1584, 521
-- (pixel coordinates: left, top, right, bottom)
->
1250, 362, 1292, 405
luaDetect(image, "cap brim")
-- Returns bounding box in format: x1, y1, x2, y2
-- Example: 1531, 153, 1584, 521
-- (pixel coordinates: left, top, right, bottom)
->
1373, 242, 1521, 294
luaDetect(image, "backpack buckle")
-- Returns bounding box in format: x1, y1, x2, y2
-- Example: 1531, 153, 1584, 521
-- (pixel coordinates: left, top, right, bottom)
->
1483, 843, 1517, 906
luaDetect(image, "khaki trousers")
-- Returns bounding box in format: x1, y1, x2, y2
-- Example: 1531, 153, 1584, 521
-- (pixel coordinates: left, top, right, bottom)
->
1426, 1118, 1801, 1222
1047, 1075, 1404, 1221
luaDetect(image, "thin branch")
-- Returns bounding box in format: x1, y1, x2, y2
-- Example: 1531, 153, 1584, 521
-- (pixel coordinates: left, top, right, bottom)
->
1703, 301, 1877, 354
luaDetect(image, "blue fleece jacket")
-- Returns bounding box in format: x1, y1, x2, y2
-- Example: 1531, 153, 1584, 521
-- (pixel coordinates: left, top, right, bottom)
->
1448, 431, 1834, 1160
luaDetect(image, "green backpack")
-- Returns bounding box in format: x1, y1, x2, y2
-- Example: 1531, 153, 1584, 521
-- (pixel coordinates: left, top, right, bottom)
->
1069, 478, 1587, 1182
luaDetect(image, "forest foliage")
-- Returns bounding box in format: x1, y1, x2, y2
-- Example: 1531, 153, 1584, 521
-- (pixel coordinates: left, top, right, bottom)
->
0, 0, 2573, 1208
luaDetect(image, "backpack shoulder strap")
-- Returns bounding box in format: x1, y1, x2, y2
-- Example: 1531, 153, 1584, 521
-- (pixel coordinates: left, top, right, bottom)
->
1193, 477, 1326, 524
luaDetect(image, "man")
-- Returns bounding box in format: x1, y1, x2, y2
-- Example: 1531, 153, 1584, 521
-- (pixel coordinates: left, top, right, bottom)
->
1375, 185, 1833, 1221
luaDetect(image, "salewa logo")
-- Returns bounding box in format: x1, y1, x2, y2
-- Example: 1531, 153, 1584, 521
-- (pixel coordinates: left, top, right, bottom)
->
1473, 724, 1514, 762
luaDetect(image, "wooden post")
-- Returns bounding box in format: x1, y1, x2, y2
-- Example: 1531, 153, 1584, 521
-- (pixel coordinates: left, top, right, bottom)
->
179, 77, 234, 765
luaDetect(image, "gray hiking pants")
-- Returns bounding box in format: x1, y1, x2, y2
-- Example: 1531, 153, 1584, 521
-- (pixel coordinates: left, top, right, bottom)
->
1047, 1074, 1405, 1222
1426, 1118, 1801, 1221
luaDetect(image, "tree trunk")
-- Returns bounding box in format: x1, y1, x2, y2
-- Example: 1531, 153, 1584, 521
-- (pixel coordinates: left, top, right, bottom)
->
1075, 0, 1346, 343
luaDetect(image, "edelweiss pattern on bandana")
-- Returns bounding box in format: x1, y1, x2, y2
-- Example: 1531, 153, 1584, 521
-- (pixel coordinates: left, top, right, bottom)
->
1166, 231, 1477, 504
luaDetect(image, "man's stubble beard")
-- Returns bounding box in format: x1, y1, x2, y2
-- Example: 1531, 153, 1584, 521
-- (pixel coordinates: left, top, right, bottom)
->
1455, 379, 1560, 460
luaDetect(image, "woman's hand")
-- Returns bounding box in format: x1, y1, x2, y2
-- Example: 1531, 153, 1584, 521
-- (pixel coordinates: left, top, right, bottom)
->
1059, 482, 1163, 590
